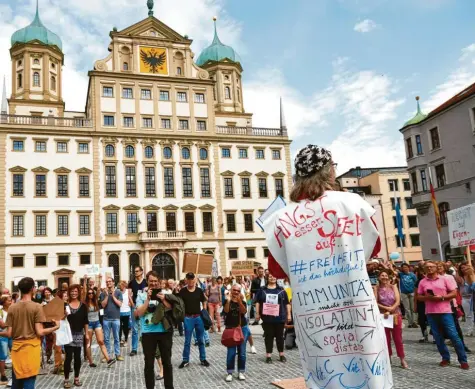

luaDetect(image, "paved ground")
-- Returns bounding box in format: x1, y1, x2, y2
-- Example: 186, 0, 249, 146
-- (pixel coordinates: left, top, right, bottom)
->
29, 325, 475, 388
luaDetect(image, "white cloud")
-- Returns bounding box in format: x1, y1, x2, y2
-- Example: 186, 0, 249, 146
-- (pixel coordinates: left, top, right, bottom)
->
354, 19, 379, 33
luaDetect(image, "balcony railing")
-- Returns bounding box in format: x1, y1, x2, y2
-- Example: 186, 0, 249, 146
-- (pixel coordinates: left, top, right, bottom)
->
216, 126, 287, 137
0, 114, 93, 128
139, 231, 187, 242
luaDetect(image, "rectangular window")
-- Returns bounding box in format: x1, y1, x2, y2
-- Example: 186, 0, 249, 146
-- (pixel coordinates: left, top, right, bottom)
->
12, 215, 24, 236
415, 135, 423, 155
104, 115, 115, 126
244, 213, 253, 232
388, 179, 399, 192
395, 235, 406, 247
393, 216, 398, 229
145, 166, 156, 197
57, 215, 69, 236
194, 93, 205, 103
182, 167, 193, 197
435, 164, 446, 187
177, 92, 187, 102
241, 178, 251, 198
159, 90, 169, 101
166, 212, 176, 231
224, 177, 234, 197
164, 167, 174, 197
275, 179, 284, 198
406, 138, 414, 159
403, 179, 411, 191
78, 143, 89, 153
239, 148, 248, 159
264, 248, 269, 258
79, 175, 90, 197
246, 248, 256, 259
142, 117, 153, 128
221, 148, 231, 158
228, 249, 238, 260
197, 120, 207, 131
12, 174, 24, 196
259, 178, 268, 198
35, 174, 46, 197
141, 89, 152, 100
405, 197, 414, 209
184, 212, 195, 233
58, 254, 69, 266
147, 213, 157, 232
105, 165, 116, 197
127, 213, 138, 234
408, 215, 418, 228
161, 118, 171, 129
410, 234, 421, 247
35, 141, 46, 152
106, 213, 118, 234
103, 86, 113, 97
411, 172, 418, 193
272, 150, 281, 160
430, 127, 441, 149
35, 214, 47, 236
35, 255, 47, 267
226, 213, 236, 232
200, 168, 211, 197
178, 119, 189, 130
122, 88, 133, 99
390, 197, 401, 210
80, 254, 91, 265
420, 169, 428, 192
12, 256, 24, 267
13, 140, 24, 151
123, 117, 134, 127
57, 175, 68, 197
57, 142, 68, 153
79, 214, 90, 235
203, 212, 213, 233
256, 149, 265, 159
125, 166, 136, 197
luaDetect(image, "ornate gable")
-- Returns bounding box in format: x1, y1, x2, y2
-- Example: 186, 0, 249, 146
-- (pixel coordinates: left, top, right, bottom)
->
199, 204, 215, 210
163, 204, 179, 210
103, 204, 120, 211
54, 167, 71, 174
256, 171, 269, 177
115, 17, 191, 44
9, 166, 27, 173
31, 166, 49, 173
272, 171, 285, 178
238, 171, 252, 177
181, 204, 197, 210
220, 170, 235, 176
75, 167, 93, 174
123, 204, 141, 211
143, 204, 160, 210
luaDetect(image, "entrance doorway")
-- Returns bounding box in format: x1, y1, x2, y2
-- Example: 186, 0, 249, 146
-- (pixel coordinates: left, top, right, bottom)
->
152, 253, 176, 280
58, 277, 70, 289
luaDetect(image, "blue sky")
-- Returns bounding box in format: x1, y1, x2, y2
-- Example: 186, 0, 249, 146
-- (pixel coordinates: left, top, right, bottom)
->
1, 0, 475, 172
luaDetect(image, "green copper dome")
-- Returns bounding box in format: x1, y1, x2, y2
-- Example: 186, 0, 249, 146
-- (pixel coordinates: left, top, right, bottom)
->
404, 96, 427, 126
196, 19, 241, 66
11, 1, 62, 51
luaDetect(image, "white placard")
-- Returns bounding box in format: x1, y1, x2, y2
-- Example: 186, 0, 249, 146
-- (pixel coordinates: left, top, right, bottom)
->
85, 265, 100, 276
380, 314, 394, 329
448, 203, 475, 248
256, 196, 286, 231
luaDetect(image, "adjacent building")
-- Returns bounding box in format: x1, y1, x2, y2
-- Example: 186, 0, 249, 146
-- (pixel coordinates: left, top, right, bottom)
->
338, 167, 423, 263
400, 94, 475, 261
0, 3, 292, 289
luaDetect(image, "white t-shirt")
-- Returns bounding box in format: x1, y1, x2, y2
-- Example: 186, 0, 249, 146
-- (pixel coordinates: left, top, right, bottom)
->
0, 310, 7, 332
120, 290, 131, 314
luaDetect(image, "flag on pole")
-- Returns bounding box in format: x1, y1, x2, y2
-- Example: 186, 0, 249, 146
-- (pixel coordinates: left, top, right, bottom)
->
430, 179, 441, 232
394, 196, 404, 241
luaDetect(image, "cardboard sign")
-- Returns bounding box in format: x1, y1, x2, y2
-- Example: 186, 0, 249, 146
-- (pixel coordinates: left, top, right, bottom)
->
42, 297, 65, 322
272, 378, 307, 389
448, 203, 475, 248
182, 253, 213, 275
85, 265, 100, 276
231, 261, 255, 276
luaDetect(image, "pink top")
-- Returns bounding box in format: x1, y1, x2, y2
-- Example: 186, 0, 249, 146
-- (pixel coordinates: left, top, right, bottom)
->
417, 275, 457, 314
377, 286, 401, 315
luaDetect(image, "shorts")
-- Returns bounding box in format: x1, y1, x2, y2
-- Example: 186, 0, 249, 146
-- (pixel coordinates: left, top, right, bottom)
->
89, 320, 102, 330
0, 338, 12, 361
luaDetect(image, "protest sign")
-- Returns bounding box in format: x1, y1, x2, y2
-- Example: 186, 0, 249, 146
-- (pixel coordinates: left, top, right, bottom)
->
448, 203, 475, 248
264, 191, 393, 389
272, 378, 307, 389
256, 196, 286, 231
231, 261, 255, 276
43, 297, 65, 322
182, 253, 213, 275
84, 265, 100, 277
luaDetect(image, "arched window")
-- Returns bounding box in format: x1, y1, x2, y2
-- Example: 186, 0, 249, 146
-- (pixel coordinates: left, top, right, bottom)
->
17, 73, 22, 89
181, 147, 190, 159
108, 253, 120, 284
125, 145, 135, 158
439, 202, 450, 226
224, 86, 231, 100
177, 67, 182, 75
51, 76, 56, 91
123, 62, 129, 71
33, 72, 40, 87
33, 59, 39, 65
129, 253, 140, 279
144, 146, 154, 159
199, 148, 208, 160
105, 144, 115, 157
163, 147, 172, 159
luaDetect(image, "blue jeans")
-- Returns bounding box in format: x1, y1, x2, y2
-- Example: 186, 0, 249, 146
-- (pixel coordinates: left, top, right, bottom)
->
427, 313, 467, 363
193, 328, 210, 344
12, 369, 36, 389
131, 308, 140, 352
226, 326, 250, 373
103, 319, 121, 358
183, 316, 206, 362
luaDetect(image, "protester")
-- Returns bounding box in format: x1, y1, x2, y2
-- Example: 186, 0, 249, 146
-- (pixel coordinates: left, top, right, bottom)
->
367, 259, 380, 287
414, 266, 430, 343
255, 273, 290, 363
417, 261, 469, 369
128, 266, 147, 357
458, 262, 475, 337
0, 277, 59, 388
399, 263, 418, 328
119, 281, 132, 347
178, 272, 210, 368
0, 295, 12, 384
206, 278, 221, 333
223, 284, 249, 382
100, 277, 123, 361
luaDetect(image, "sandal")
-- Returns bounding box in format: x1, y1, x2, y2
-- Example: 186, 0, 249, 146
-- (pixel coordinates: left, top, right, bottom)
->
64, 381, 72, 389
74, 379, 82, 387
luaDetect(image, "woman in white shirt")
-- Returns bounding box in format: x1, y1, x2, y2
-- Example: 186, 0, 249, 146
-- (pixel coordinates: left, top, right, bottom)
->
119, 281, 133, 347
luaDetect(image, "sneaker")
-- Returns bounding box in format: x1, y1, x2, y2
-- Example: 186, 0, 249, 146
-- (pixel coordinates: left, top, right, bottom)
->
156, 375, 164, 380
205, 342, 210, 347
461, 362, 470, 370
238, 373, 246, 381
439, 360, 450, 367
266, 357, 273, 364
129, 350, 137, 357
6, 379, 11, 388
89, 363, 97, 368
225, 374, 233, 382
107, 359, 116, 368
178, 361, 189, 369
251, 346, 257, 354
116, 356, 124, 361
280, 355, 287, 363
201, 360, 210, 367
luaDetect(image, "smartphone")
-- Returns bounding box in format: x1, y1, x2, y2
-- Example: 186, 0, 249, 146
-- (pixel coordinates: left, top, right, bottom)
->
427, 289, 435, 296
151, 289, 162, 301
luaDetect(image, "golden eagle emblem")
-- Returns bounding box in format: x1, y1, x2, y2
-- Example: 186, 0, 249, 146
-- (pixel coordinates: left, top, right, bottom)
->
140, 47, 167, 74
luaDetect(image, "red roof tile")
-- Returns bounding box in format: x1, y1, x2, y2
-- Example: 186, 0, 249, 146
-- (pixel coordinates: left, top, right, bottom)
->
428, 82, 475, 118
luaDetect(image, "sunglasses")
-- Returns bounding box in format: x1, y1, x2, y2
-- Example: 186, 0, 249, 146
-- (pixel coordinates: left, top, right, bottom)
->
87, 292, 94, 295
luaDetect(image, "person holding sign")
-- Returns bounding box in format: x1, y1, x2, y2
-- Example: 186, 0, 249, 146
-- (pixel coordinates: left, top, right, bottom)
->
255, 273, 291, 363
264, 145, 393, 389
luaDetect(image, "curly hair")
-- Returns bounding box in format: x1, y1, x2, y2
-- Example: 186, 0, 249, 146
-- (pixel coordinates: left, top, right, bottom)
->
290, 163, 335, 202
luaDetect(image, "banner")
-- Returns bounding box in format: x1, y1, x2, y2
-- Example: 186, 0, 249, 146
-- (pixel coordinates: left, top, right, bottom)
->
448, 203, 475, 248
231, 261, 255, 276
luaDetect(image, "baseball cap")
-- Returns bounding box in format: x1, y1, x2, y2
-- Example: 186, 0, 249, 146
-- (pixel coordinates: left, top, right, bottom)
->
185, 272, 195, 280
368, 259, 380, 264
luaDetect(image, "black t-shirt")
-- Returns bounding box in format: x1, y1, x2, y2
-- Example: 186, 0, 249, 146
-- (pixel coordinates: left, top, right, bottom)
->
179, 287, 206, 315
224, 300, 247, 328
128, 278, 147, 303
67, 302, 89, 333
